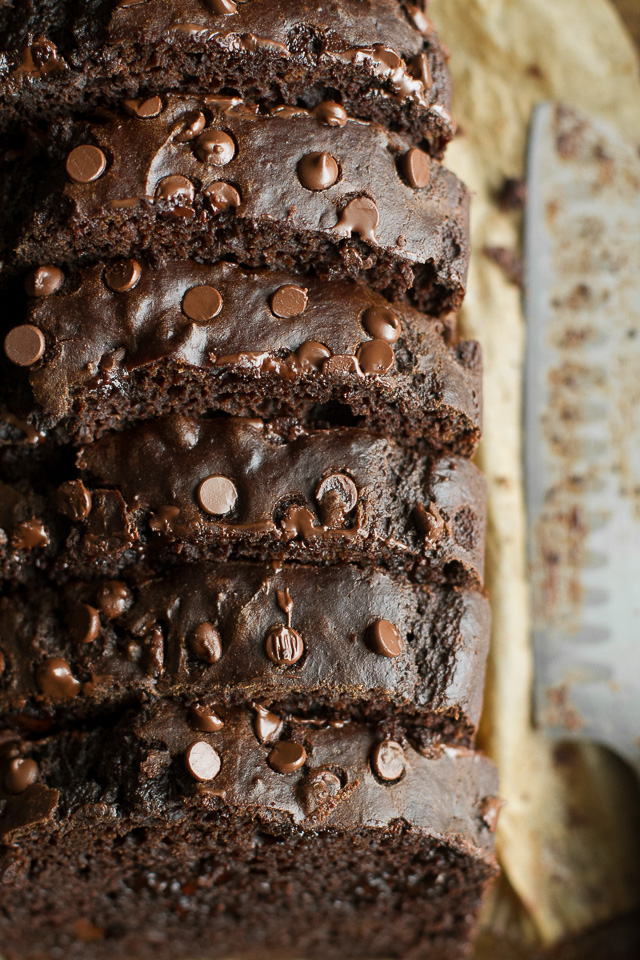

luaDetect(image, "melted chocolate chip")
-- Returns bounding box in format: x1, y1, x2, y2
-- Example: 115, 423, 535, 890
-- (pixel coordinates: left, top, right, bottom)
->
368, 620, 403, 658
24, 265, 64, 297
189, 703, 224, 733
190, 623, 223, 663
198, 476, 238, 515
36, 658, 81, 700
253, 706, 283, 743
268, 740, 307, 774
173, 109, 206, 143
313, 101, 348, 127
335, 196, 379, 242
264, 624, 304, 667
69, 603, 101, 645
11, 521, 49, 551
4, 325, 45, 367
204, 0, 238, 13
414, 502, 446, 543
96, 581, 133, 620
297, 152, 339, 191
356, 339, 394, 375
361, 306, 401, 343
315, 474, 358, 527
56, 480, 92, 521
182, 285, 223, 322
401, 147, 431, 189
204, 181, 241, 214
104, 259, 142, 292
155, 175, 195, 203
371, 740, 405, 781
66, 145, 107, 183
195, 130, 236, 165
271, 285, 308, 319
184, 741, 221, 782
303, 768, 342, 812
296, 340, 332, 370
124, 96, 163, 119
4, 757, 39, 795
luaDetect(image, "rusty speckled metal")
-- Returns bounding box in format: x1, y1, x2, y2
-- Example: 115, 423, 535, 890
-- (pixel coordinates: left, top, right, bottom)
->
525, 102, 640, 775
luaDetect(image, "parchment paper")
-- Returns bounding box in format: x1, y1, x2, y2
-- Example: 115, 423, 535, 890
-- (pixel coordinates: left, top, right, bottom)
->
429, 0, 640, 948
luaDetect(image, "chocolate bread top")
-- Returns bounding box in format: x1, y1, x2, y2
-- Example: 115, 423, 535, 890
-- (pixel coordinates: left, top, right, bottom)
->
0, 562, 490, 746
3, 261, 481, 452
10, 97, 470, 313
0, 0, 453, 154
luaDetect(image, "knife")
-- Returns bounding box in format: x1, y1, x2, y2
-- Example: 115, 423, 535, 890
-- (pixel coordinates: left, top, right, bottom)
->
524, 101, 640, 775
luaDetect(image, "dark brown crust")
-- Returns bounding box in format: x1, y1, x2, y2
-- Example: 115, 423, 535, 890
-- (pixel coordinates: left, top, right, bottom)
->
0, 0, 454, 154
0, 703, 498, 960
0, 562, 490, 746
9, 97, 470, 314
6, 260, 481, 453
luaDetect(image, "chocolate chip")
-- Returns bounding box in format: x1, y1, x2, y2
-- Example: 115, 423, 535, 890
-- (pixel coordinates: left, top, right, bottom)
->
356, 339, 394, 375
371, 740, 406, 782
11, 521, 49, 551
4, 757, 39, 794
189, 703, 224, 733
174, 111, 206, 143
69, 603, 101, 645
204, 0, 238, 12
24, 265, 64, 297
96, 581, 133, 620
414, 502, 446, 543
182, 285, 223, 322
104, 259, 142, 292
303, 768, 342, 812
313, 101, 348, 127
297, 152, 339, 191
315, 473, 358, 528
36, 658, 81, 700
368, 620, 403, 658
204, 181, 241, 214
361, 306, 401, 343
195, 130, 236, 165
0, 649, 5, 678
271, 285, 308, 319
184, 741, 221, 782
124, 96, 163, 118
264, 624, 304, 667
4, 325, 45, 367
155, 174, 195, 204
56, 480, 92, 521
66, 145, 107, 183
253, 706, 283, 743
335, 196, 379, 242
401, 147, 431, 189
268, 741, 307, 774
197, 475, 238, 515
296, 340, 331, 370
190, 622, 223, 663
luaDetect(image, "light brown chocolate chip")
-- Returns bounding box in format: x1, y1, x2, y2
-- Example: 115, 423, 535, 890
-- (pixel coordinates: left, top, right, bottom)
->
297, 152, 339, 191
356, 339, 394, 375
182, 285, 223, 322
371, 740, 406, 781
198, 475, 237, 515
155, 175, 195, 204
401, 147, 431, 189
56, 480, 92, 521
69, 603, 101, 645
335, 196, 379, 242
361, 306, 401, 343
24, 265, 64, 297
96, 581, 133, 620
36, 658, 82, 700
253, 706, 283, 743
174, 110, 207, 143
268, 740, 307, 774
66, 144, 107, 183
4, 325, 45, 367
368, 619, 403, 658
204, 181, 241, 214
264, 624, 304, 667
104, 259, 142, 292
190, 622, 223, 663
195, 130, 236, 166
124, 96, 163, 118
271, 285, 308, 319
189, 703, 224, 733
184, 741, 221, 782
4, 757, 39, 794
313, 101, 348, 127
296, 340, 332, 370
